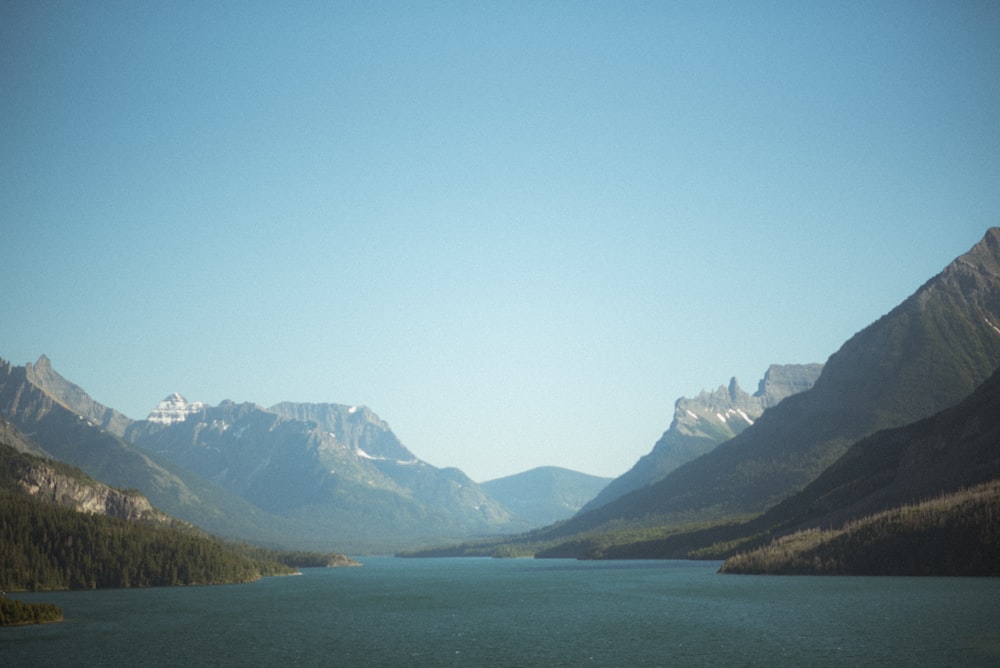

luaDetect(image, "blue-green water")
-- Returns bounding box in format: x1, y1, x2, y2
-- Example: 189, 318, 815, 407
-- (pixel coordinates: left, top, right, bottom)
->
4, 558, 999, 666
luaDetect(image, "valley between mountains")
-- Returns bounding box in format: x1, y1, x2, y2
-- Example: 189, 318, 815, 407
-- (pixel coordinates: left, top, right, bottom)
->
3, 228, 1000, 595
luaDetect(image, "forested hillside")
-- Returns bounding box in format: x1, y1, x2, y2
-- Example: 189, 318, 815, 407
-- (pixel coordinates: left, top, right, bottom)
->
0, 443, 298, 592
0, 490, 294, 590
719, 480, 1000, 575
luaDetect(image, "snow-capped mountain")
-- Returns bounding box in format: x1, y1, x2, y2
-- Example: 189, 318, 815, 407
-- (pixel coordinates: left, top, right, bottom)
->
124, 398, 526, 550
145, 393, 206, 425
2, 356, 535, 552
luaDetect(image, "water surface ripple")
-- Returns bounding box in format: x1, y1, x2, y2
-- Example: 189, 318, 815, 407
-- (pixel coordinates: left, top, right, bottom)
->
5, 558, 998, 666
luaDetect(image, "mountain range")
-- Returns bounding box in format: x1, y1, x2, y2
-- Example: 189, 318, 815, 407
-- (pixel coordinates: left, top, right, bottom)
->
0, 353, 819, 557
0, 356, 608, 553
125, 394, 521, 549
3, 227, 999, 574
578, 228, 998, 531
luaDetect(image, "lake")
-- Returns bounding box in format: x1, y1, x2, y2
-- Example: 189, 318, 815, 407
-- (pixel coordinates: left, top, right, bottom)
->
4, 558, 999, 666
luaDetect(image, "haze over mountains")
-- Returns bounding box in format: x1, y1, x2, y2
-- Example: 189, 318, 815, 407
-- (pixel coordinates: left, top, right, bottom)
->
0, 354, 826, 555
1, 360, 519, 552
482, 467, 611, 527
1, 357, 618, 552
3, 228, 999, 571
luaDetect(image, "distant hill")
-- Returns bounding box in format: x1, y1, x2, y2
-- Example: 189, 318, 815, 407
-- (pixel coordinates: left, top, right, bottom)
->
581, 364, 822, 513
481, 467, 611, 526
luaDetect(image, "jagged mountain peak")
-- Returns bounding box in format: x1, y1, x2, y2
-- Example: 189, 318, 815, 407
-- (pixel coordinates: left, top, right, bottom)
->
672, 363, 823, 438
580, 363, 823, 513
727, 376, 742, 400
3, 355, 525, 551
20, 354, 133, 437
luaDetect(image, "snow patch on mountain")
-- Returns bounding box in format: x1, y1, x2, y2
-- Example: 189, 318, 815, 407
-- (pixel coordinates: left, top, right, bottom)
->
356, 447, 419, 465
146, 393, 206, 425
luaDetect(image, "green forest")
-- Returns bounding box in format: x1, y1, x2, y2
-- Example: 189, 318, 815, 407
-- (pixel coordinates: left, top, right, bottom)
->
719, 480, 1000, 575
1, 442, 361, 597
0, 595, 63, 626
0, 489, 358, 625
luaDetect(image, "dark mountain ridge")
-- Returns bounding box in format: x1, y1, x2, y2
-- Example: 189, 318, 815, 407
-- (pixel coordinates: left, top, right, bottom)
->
0, 442, 302, 592
562, 228, 1000, 534
595, 360, 1000, 561
712, 363, 1000, 574
412, 228, 1000, 558
754, 361, 1000, 535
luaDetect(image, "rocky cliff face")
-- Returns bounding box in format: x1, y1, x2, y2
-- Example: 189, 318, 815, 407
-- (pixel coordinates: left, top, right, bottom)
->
1, 441, 167, 522
671, 364, 824, 442
15, 464, 161, 521
755, 364, 825, 405
268, 402, 417, 462
581, 363, 823, 513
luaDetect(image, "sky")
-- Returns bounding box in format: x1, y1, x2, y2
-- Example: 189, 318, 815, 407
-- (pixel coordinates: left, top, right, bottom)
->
2, 2, 999, 481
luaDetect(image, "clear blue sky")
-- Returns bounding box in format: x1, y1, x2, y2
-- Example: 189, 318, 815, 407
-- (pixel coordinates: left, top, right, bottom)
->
2, 2, 998, 481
